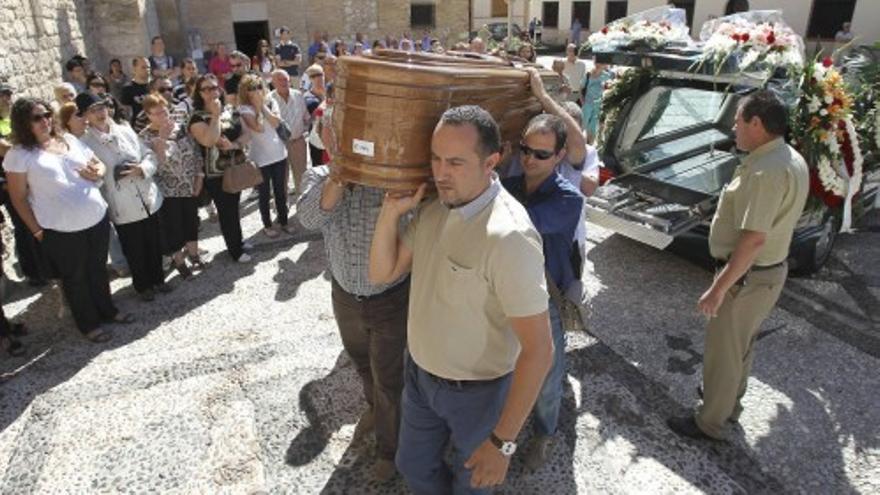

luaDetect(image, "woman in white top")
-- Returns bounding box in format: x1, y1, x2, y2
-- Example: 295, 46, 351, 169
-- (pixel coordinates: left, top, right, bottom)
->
5, 97, 134, 343
238, 74, 291, 237
77, 93, 170, 302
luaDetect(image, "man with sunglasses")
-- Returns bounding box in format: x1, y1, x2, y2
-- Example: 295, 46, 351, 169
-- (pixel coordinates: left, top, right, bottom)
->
131, 76, 180, 133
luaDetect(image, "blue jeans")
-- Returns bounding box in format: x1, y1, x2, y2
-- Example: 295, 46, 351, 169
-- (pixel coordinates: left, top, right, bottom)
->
533, 300, 565, 436
396, 353, 512, 495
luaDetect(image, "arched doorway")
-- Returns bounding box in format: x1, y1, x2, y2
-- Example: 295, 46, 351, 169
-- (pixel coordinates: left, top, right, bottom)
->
725, 0, 750, 15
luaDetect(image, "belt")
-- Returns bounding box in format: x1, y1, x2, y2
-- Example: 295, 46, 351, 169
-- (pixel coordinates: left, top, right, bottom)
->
713, 259, 786, 286
331, 276, 409, 302
423, 369, 509, 389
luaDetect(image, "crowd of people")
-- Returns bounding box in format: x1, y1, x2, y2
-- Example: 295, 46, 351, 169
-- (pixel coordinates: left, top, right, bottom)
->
0, 24, 807, 495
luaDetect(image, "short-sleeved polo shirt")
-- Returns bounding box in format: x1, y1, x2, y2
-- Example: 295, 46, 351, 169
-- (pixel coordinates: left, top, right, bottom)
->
402, 177, 549, 381
709, 138, 809, 266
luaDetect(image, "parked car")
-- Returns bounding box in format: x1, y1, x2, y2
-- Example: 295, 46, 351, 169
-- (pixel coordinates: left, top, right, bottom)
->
585, 49, 880, 275
471, 22, 524, 43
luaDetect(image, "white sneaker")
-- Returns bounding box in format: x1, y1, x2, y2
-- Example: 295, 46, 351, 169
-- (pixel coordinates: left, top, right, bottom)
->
237, 253, 252, 263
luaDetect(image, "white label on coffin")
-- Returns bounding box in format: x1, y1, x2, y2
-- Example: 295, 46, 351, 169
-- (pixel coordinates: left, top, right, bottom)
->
353, 139, 375, 158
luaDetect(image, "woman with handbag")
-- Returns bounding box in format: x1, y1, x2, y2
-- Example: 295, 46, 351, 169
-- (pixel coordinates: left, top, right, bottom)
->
237, 74, 291, 238
140, 94, 205, 278
188, 74, 252, 263
78, 93, 171, 302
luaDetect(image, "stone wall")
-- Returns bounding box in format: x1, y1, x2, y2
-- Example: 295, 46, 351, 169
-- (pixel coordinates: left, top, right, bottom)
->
0, 0, 99, 99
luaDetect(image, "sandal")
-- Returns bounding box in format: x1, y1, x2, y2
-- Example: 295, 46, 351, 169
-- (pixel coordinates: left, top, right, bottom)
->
10, 323, 28, 337
111, 313, 136, 325
1, 337, 25, 357
174, 261, 193, 280
84, 328, 113, 343
187, 254, 207, 271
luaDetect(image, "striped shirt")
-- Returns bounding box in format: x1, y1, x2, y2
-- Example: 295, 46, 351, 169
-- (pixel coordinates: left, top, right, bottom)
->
295, 165, 409, 297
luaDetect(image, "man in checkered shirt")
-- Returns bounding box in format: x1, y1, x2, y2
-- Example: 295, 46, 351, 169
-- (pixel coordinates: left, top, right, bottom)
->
295, 162, 410, 482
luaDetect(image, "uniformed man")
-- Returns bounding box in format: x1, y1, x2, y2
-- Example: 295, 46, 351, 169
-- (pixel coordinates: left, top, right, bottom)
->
667, 90, 809, 440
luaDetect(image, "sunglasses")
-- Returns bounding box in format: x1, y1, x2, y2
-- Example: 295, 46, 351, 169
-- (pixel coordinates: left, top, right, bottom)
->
230, 63, 242, 68
199, 85, 219, 92
159, 87, 174, 93
31, 111, 53, 123
90, 82, 107, 88
248, 85, 264, 91
519, 143, 556, 161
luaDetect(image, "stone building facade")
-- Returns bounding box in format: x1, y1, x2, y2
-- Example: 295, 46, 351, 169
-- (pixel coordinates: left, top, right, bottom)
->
0, 0, 469, 101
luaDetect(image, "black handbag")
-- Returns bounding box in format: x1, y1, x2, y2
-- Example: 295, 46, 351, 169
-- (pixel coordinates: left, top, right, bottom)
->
276, 120, 293, 141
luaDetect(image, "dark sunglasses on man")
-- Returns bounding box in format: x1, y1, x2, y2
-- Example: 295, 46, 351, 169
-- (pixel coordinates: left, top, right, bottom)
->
519, 142, 555, 161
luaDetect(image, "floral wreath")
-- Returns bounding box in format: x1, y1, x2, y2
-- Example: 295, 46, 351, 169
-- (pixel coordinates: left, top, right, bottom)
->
792, 57, 863, 231
582, 6, 690, 54
699, 12, 804, 75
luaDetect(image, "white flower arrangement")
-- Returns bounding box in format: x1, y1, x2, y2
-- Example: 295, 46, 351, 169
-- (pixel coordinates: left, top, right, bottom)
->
585, 6, 691, 53
699, 11, 805, 74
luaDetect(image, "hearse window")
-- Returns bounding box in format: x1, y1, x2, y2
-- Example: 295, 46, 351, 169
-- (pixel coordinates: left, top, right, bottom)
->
623, 86, 726, 145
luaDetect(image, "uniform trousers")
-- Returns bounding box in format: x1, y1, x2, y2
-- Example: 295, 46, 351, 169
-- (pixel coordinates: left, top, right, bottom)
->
695, 263, 787, 438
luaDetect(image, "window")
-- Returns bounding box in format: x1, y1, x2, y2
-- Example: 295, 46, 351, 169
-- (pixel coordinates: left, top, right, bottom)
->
411, 3, 435, 28
807, 0, 857, 39
606, 1, 628, 24
669, 0, 695, 29
491, 0, 507, 18
543, 2, 559, 28
572, 1, 591, 29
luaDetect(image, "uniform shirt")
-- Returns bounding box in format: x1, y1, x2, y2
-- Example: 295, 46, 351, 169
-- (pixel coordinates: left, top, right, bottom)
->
709, 138, 809, 266
403, 177, 548, 380
502, 171, 584, 293
3, 134, 107, 232
296, 165, 409, 297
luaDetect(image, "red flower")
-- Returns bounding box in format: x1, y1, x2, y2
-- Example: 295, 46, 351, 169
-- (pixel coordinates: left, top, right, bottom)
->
822, 56, 833, 68
732, 33, 741, 42
809, 168, 844, 207
601, 26, 609, 35
741, 33, 750, 42
767, 31, 776, 45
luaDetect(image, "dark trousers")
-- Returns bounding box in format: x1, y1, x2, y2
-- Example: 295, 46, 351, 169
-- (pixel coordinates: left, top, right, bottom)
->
258, 159, 289, 228
396, 354, 512, 495
5, 203, 51, 281
204, 176, 243, 260
309, 143, 327, 166
331, 278, 409, 461
159, 197, 199, 255
115, 213, 165, 293
42, 216, 118, 333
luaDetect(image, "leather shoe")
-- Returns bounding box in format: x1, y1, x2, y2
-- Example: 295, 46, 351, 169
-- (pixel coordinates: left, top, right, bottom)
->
666, 416, 716, 441
696, 386, 739, 424
373, 458, 397, 482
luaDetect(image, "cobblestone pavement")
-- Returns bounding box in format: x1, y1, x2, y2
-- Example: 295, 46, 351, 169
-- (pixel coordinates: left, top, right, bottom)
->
0, 200, 877, 494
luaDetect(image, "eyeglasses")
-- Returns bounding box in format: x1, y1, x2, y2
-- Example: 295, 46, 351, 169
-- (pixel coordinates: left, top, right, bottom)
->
159, 87, 174, 93
519, 143, 555, 161
199, 85, 219, 92
31, 111, 53, 123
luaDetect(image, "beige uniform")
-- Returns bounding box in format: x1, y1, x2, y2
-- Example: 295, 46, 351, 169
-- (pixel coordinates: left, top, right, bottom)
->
402, 179, 549, 381
696, 138, 809, 438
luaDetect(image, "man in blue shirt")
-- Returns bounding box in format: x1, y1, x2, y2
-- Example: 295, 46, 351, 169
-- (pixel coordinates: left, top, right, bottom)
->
501, 111, 584, 471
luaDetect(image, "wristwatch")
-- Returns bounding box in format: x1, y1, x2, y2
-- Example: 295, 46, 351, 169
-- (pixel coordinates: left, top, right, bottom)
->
489, 432, 516, 456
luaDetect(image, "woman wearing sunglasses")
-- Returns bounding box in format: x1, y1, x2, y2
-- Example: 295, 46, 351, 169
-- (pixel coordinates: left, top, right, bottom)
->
238, 74, 290, 237
5, 97, 134, 343
188, 74, 252, 263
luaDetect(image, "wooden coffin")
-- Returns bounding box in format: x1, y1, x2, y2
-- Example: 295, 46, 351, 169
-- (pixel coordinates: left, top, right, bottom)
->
332, 49, 560, 190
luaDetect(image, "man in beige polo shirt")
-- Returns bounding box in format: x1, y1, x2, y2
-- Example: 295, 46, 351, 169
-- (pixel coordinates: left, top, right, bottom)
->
667, 90, 809, 440
369, 105, 553, 493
